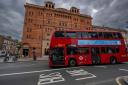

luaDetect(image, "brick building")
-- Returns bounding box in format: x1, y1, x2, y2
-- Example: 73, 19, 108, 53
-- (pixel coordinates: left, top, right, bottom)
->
22, 1, 92, 57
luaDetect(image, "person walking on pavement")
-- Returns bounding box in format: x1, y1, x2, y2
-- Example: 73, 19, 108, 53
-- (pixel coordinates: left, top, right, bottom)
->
12, 54, 18, 62
3, 52, 10, 62
33, 48, 37, 61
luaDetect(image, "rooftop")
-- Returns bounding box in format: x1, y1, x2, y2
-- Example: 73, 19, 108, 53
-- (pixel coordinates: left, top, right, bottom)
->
25, 2, 92, 18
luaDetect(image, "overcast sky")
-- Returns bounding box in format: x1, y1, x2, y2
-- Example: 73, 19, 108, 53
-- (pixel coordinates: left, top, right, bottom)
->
0, 0, 128, 40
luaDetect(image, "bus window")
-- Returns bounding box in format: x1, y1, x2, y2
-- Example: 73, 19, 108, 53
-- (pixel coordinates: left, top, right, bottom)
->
90, 32, 98, 38
50, 47, 64, 56
88, 32, 92, 38
101, 47, 106, 54
114, 46, 119, 53
91, 47, 100, 54
106, 47, 114, 53
104, 32, 113, 38
55, 31, 65, 37
98, 32, 104, 38
114, 33, 122, 38
66, 46, 78, 55
81, 32, 88, 38
78, 47, 89, 54
50, 47, 64, 61
76, 32, 82, 38
65, 32, 77, 38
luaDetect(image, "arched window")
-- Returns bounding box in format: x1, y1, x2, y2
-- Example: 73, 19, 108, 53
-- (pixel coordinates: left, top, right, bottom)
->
49, 5, 51, 8
52, 5, 54, 8
46, 4, 48, 7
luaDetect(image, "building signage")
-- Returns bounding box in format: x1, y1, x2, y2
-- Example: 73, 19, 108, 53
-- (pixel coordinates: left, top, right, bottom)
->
78, 40, 121, 45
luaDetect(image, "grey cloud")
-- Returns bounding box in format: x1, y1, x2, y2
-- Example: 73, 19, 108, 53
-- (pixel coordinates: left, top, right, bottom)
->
93, 0, 128, 28
0, 0, 24, 40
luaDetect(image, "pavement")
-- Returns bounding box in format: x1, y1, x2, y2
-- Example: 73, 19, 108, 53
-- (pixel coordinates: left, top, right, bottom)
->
0, 61, 128, 85
0, 55, 48, 62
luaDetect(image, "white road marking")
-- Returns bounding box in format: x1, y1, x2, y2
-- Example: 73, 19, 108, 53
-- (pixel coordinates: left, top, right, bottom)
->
66, 69, 88, 76
116, 77, 124, 85
119, 69, 128, 71
37, 72, 65, 85
76, 73, 96, 80
66, 69, 96, 80
0, 67, 80, 77
94, 66, 107, 68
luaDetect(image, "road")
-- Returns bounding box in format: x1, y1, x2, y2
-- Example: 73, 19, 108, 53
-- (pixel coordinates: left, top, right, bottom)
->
0, 61, 128, 85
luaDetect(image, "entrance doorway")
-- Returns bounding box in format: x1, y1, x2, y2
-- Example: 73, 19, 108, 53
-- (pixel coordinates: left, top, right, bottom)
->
44, 48, 48, 55
23, 48, 29, 57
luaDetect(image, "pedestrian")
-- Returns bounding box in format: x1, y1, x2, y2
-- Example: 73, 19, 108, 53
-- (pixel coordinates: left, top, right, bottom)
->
33, 48, 36, 61
13, 56, 18, 62
3, 53, 9, 62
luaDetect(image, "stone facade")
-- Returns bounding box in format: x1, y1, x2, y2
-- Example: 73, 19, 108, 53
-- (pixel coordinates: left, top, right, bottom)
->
22, 1, 92, 57
0, 35, 18, 55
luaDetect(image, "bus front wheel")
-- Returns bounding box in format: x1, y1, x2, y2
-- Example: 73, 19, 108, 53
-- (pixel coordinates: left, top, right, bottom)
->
110, 57, 117, 64
69, 59, 77, 67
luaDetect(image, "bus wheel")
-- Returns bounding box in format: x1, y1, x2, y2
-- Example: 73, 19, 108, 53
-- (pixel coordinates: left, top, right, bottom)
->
69, 59, 76, 67
110, 57, 117, 64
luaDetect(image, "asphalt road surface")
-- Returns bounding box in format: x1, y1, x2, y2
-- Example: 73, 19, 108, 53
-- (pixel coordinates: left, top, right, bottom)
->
0, 61, 128, 85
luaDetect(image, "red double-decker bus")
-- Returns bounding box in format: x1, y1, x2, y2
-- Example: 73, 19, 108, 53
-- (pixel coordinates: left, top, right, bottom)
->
49, 30, 128, 67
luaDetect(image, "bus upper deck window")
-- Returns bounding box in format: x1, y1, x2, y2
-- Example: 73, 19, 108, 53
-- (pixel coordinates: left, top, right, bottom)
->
81, 32, 88, 38
104, 32, 113, 38
98, 32, 103, 38
76, 32, 82, 38
114, 33, 122, 38
65, 32, 77, 38
90, 32, 98, 38
55, 31, 65, 37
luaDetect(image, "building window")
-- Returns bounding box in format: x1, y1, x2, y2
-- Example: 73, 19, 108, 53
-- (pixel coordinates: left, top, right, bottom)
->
28, 18, 32, 23
47, 20, 51, 24
47, 43, 49, 46
81, 19, 84, 23
49, 5, 51, 8
52, 5, 54, 8
74, 23, 77, 28
26, 34, 31, 39
59, 21, 67, 27
27, 28, 32, 32
47, 33, 50, 36
29, 11, 33, 16
46, 4, 48, 7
